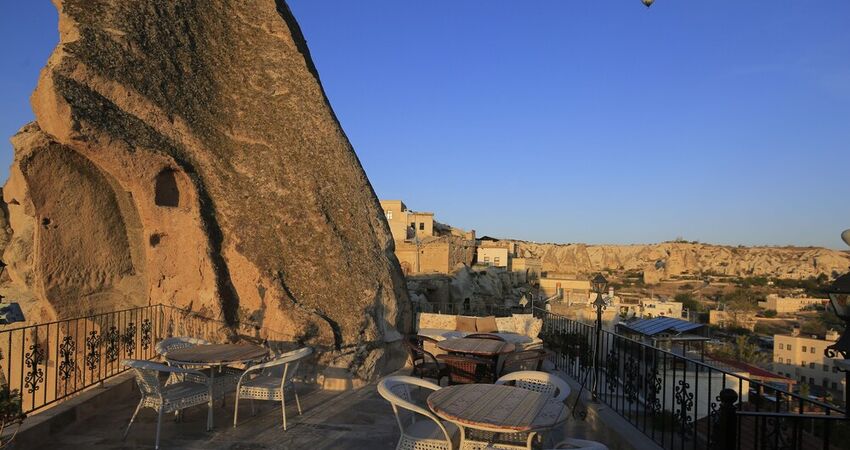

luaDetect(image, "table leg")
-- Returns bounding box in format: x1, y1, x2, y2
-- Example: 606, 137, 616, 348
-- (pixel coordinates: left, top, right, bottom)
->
208, 369, 215, 431
495, 354, 505, 377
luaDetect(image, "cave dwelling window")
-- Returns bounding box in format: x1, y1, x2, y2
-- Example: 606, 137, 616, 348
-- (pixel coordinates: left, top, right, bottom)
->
154, 169, 181, 207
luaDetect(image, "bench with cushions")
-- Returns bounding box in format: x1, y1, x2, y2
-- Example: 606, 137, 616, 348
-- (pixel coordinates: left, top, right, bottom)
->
416, 312, 543, 351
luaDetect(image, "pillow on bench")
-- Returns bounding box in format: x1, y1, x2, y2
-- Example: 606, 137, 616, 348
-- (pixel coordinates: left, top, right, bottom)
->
455, 316, 477, 332
476, 316, 498, 333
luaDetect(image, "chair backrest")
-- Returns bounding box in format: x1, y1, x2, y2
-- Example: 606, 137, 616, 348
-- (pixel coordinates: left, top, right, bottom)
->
465, 333, 505, 342
496, 370, 571, 402
403, 335, 439, 366
256, 346, 313, 381
155, 336, 210, 357
437, 354, 495, 384
123, 359, 168, 396
501, 348, 549, 374
378, 375, 450, 442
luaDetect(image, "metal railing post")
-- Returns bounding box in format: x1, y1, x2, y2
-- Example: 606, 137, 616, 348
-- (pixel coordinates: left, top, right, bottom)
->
715, 388, 739, 450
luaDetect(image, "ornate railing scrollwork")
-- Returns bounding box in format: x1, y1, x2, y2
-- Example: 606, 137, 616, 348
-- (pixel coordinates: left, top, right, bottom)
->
674, 378, 694, 438
24, 341, 45, 394
141, 319, 152, 351
605, 349, 619, 394
624, 355, 639, 404
122, 322, 136, 357
105, 326, 119, 363
58, 335, 77, 382
85, 330, 101, 371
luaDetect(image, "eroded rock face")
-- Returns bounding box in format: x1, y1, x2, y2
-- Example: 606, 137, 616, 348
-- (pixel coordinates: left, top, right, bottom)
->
510, 241, 850, 282
2, 0, 410, 379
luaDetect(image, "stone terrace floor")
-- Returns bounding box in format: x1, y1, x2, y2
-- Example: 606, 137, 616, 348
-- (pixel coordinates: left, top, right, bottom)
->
40, 371, 615, 449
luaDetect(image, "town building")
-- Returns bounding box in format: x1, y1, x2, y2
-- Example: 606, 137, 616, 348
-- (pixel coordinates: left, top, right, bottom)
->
772, 329, 847, 397
539, 275, 591, 304
708, 309, 757, 331
476, 246, 510, 269
511, 257, 542, 284
379, 200, 475, 275
640, 299, 684, 319
616, 316, 709, 356
758, 294, 828, 314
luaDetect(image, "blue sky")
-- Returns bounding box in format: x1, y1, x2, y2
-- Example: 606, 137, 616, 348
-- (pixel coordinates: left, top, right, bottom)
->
1, 1, 849, 248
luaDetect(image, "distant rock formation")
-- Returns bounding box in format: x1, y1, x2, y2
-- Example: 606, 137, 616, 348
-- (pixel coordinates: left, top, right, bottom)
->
1, 0, 410, 380
510, 241, 850, 282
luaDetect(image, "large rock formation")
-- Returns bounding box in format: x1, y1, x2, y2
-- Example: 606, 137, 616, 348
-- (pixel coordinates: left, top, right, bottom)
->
1, 0, 410, 380
510, 241, 850, 282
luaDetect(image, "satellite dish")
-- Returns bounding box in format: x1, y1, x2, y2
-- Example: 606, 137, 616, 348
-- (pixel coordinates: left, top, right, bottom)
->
842, 229, 850, 248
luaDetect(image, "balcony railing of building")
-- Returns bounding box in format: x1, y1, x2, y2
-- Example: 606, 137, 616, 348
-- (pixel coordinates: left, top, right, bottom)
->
0, 304, 287, 416
533, 307, 849, 450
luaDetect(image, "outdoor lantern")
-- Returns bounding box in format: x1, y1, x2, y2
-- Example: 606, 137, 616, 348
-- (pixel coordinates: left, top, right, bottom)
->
591, 274, 608, 296
824, 230, 850, 360
827, 272, 850, 321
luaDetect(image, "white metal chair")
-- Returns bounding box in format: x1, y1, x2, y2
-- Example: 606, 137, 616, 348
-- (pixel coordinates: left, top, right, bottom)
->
549, 438, 609, 449
377, 375, 460, 450
233, 346, 313, 430
495, 371, 571, 402
122, 360, 213, 450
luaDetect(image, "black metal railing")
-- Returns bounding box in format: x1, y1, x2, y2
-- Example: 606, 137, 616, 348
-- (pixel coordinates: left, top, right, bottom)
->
0, 304, 288, 415
534, 307, 849, 450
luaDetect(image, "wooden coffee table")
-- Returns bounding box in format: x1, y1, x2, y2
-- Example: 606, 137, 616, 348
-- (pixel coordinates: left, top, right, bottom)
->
436, 338, 516, 356
427, 383, 568, 449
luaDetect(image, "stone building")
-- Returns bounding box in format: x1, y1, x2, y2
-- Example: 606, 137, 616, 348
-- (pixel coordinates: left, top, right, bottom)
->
773, 329, 846, 397
511, 257, 542, 284
758, 294, 828, 314
379, 200, 474, 275
539, 276, 591, 303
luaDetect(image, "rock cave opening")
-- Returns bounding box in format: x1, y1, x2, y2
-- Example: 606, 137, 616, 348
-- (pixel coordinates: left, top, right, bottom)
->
154, 169, 180, 207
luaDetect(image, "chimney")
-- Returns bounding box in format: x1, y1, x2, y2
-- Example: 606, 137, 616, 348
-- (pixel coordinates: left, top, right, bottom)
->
791, 325, 801, 337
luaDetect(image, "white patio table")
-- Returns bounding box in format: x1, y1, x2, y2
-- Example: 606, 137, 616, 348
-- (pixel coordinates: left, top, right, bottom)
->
427, 383, 568, 449
166, 343, 268, 427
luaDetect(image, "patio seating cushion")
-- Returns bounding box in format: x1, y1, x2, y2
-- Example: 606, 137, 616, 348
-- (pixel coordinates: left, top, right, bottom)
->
455, 316, 477, 332
513, 314, 543, 340
476, 316, 498, 332
495, 317, 517, 333
416, 313, 543, 350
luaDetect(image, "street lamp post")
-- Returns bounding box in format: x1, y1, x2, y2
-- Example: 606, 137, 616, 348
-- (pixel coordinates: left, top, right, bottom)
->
591, 273, 609, 399
824, 230, 850, 415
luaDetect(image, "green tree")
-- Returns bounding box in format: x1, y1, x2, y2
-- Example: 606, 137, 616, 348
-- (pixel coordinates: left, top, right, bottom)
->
674, 293, 702, 312
722, 289, 761, 329
763, 309, 777, 318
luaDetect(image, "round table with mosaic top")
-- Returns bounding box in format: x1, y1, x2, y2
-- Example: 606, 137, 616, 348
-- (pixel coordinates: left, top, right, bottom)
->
427, 383, 568, 449
436, 337, 516, 356
166, 343, 268, 428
